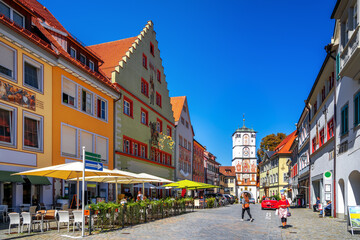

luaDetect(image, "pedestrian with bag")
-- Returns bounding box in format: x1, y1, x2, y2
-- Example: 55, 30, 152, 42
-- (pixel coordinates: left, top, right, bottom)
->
241, 192, 254, 222
277, 194, 290, 228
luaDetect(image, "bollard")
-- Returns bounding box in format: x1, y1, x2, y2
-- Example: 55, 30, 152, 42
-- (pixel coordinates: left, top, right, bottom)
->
89, 207, 92, 235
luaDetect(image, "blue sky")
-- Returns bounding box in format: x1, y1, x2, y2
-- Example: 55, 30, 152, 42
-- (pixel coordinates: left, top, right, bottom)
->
39, 0, 337, 166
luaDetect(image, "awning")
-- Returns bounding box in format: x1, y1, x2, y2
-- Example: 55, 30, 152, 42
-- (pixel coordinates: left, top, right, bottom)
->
26, 175, 51, 185
0, 171, 25, 183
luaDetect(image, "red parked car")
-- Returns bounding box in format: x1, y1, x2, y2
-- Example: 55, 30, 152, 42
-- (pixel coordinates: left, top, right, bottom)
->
261, 198, 278, 209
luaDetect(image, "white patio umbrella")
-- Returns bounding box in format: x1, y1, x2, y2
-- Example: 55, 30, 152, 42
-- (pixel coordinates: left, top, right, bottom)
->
13, 162, 134, 209
133, 183, 156, 189
68, 169, 146, 202
73, 172, 173, 198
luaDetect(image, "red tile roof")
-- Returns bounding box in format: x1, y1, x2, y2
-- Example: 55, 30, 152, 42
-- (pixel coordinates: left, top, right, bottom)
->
16, 0, 68, 34
16, 0, 104, 62
0, 15, 56, 55
87, 37, 138, 78
274, 130, 297, 154
219, 166, 236, 177
170, 96, 186, 122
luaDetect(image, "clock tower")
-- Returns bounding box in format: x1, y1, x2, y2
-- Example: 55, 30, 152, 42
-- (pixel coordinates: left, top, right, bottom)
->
231, 117, 257, 199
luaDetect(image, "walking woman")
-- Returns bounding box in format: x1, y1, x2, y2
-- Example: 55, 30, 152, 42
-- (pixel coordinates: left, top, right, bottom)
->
277, 194, 290, 228
241, 193, 254, 222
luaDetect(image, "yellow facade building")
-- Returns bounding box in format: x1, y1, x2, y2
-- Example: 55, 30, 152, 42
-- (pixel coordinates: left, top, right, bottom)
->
0, 0, 120, 207
259, 131, 296, 198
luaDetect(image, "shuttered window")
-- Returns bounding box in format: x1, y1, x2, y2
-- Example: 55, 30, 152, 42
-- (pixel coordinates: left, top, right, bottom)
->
62, 78, 77, 107
341, 104, 349, 135
0, 42, 16, 80
96, 136, 107, 162
81, 131, 93, 153
61, 125, 77, 157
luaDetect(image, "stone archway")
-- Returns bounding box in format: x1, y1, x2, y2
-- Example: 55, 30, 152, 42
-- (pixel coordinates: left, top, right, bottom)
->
337, 178, 345, 217
348, 170, 360, 206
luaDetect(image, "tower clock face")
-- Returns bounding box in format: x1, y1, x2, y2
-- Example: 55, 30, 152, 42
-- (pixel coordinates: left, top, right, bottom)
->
243, 147, 250, 156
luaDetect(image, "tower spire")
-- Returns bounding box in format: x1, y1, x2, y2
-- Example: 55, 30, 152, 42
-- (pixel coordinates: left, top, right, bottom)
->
243, 114, 245, 127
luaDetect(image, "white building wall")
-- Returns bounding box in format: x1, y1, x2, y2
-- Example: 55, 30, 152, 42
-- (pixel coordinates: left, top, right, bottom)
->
174, 100, 194, 181
336, 75, 360, 218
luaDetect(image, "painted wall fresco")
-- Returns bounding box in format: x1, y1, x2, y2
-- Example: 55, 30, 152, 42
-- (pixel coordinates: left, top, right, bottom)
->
0, 79, 36, 110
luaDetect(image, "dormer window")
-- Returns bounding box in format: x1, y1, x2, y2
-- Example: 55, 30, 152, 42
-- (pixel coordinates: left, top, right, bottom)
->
79, 54, 86, 65
0, 1, 24, 27
70, 47, 76, 58
89, 60, 94, 71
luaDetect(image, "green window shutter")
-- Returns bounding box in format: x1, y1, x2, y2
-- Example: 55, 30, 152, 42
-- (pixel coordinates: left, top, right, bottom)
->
345, 105, 349, 133
355, 94, 359, 126
336, 53, 340, 81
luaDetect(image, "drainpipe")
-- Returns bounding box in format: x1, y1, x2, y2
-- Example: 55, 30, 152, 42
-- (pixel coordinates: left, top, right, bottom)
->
113, 92, 122, 199
305, 102, 311, 209
333, 70, 337, 218
325, 45, 337, 218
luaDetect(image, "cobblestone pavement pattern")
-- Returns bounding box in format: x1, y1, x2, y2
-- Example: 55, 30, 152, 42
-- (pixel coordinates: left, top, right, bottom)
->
0, 204, 359, 240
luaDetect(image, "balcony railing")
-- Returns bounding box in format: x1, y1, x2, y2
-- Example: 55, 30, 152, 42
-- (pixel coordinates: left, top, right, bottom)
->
340, 25, 360, 77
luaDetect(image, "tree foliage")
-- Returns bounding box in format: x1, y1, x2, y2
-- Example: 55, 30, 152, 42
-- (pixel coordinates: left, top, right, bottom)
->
257, 133, 287, 161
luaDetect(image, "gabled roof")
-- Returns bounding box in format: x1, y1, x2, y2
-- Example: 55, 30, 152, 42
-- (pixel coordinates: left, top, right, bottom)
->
170, 96, 186, 122
87, 37, 138, 78
219, 166, 235, 177
274, 131, 297, 155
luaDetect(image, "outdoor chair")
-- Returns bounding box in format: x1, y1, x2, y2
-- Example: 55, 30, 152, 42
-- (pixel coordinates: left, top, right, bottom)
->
43, 210, 58, 230
62, 204, 69, 210
57, 211, 70, 232
0, 205, 8, 223
8, 213, 20, 234
21, 212, 32, 233
29, 206, 37, 216
33, 210, 46, 232
72, 210, 82, 232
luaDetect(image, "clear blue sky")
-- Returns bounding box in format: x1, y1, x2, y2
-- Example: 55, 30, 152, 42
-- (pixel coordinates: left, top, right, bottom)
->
39, 0, 337, 166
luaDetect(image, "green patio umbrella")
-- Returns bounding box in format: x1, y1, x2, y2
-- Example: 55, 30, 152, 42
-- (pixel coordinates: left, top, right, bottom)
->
163, 180, 211, 189
186, 183, 220, 190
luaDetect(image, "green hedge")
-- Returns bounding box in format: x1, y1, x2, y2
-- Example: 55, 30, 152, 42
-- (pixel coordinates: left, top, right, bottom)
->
88, 197, 193, 232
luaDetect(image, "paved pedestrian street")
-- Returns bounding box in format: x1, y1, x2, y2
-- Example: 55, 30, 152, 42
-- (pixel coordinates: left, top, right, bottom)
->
1, 204, 359, 240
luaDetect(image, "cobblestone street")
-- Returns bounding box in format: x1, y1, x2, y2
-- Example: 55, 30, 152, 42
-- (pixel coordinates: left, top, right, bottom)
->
0, 204, 358, 240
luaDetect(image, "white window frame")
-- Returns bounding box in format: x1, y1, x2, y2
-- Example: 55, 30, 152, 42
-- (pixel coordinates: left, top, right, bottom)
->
61, 76, 78, 108
141, 111, 147, 125
61, 124, 78, 158
0, 1, 25, 27
0, 41, 17, 81
23, 55, 44, 93
79, 53, 86, 65
96, 97, 107, 121
80, 130, 94, 154
0, 103, 16, 147
81, 88, 93, 115
89, 60, 94, 71
23, 111, 43, 152
124, 100, 130, 116
95, 136, 108, 163
70, 47, 77, 59
141, 145, 146, 158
